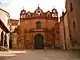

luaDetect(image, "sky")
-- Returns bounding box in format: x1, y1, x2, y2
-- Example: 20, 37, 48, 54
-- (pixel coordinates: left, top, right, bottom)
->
0, 0, 66, 19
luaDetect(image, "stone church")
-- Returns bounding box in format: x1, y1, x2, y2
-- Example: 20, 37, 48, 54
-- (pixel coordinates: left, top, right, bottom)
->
12, 6, 60, 49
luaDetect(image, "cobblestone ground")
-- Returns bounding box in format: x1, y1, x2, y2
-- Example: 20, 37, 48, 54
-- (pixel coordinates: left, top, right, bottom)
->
0, 49, 80, 60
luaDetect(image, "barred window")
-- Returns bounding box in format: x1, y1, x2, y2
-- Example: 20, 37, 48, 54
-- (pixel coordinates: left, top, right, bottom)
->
36, 21, 41, 29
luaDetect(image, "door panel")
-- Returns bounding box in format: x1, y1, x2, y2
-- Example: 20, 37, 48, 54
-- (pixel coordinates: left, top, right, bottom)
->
34, 34, 44, 49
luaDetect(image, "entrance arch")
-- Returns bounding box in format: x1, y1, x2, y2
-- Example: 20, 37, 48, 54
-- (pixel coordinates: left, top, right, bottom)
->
34, 34, 44, 49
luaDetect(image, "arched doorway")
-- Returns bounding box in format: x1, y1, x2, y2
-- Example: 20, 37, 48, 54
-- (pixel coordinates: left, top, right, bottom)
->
34, 34, 44, 49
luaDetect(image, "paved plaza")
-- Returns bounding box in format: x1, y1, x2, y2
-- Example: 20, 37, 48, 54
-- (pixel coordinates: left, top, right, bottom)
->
0, 49, 80, 60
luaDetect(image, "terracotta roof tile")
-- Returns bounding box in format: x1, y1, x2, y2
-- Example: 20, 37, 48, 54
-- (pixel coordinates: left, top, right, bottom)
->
10, 19, 19, 26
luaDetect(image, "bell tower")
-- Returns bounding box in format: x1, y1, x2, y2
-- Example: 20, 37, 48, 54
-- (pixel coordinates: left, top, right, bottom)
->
51, 8, 58, 20
20, 8, 26, 19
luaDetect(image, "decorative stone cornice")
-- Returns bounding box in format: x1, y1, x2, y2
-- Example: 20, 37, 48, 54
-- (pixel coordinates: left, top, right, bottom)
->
20, 7, 58, 20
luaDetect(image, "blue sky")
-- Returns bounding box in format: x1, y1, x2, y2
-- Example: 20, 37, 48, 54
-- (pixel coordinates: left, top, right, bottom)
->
0, 0, 66, 19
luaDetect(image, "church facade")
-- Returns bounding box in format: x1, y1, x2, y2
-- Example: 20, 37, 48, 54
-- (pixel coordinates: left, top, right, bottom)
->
13, 7, 60, 49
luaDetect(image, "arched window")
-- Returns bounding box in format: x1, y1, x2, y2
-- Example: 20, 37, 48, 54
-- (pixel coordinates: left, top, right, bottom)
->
36, 21, 41, 29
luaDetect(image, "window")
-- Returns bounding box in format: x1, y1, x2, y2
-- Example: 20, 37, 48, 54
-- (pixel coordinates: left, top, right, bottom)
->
24, 28, 27, 33
36, 21, 41, 29
1, 31, 3, 46
70, 3, 73, 12
73, 21, 75, 28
